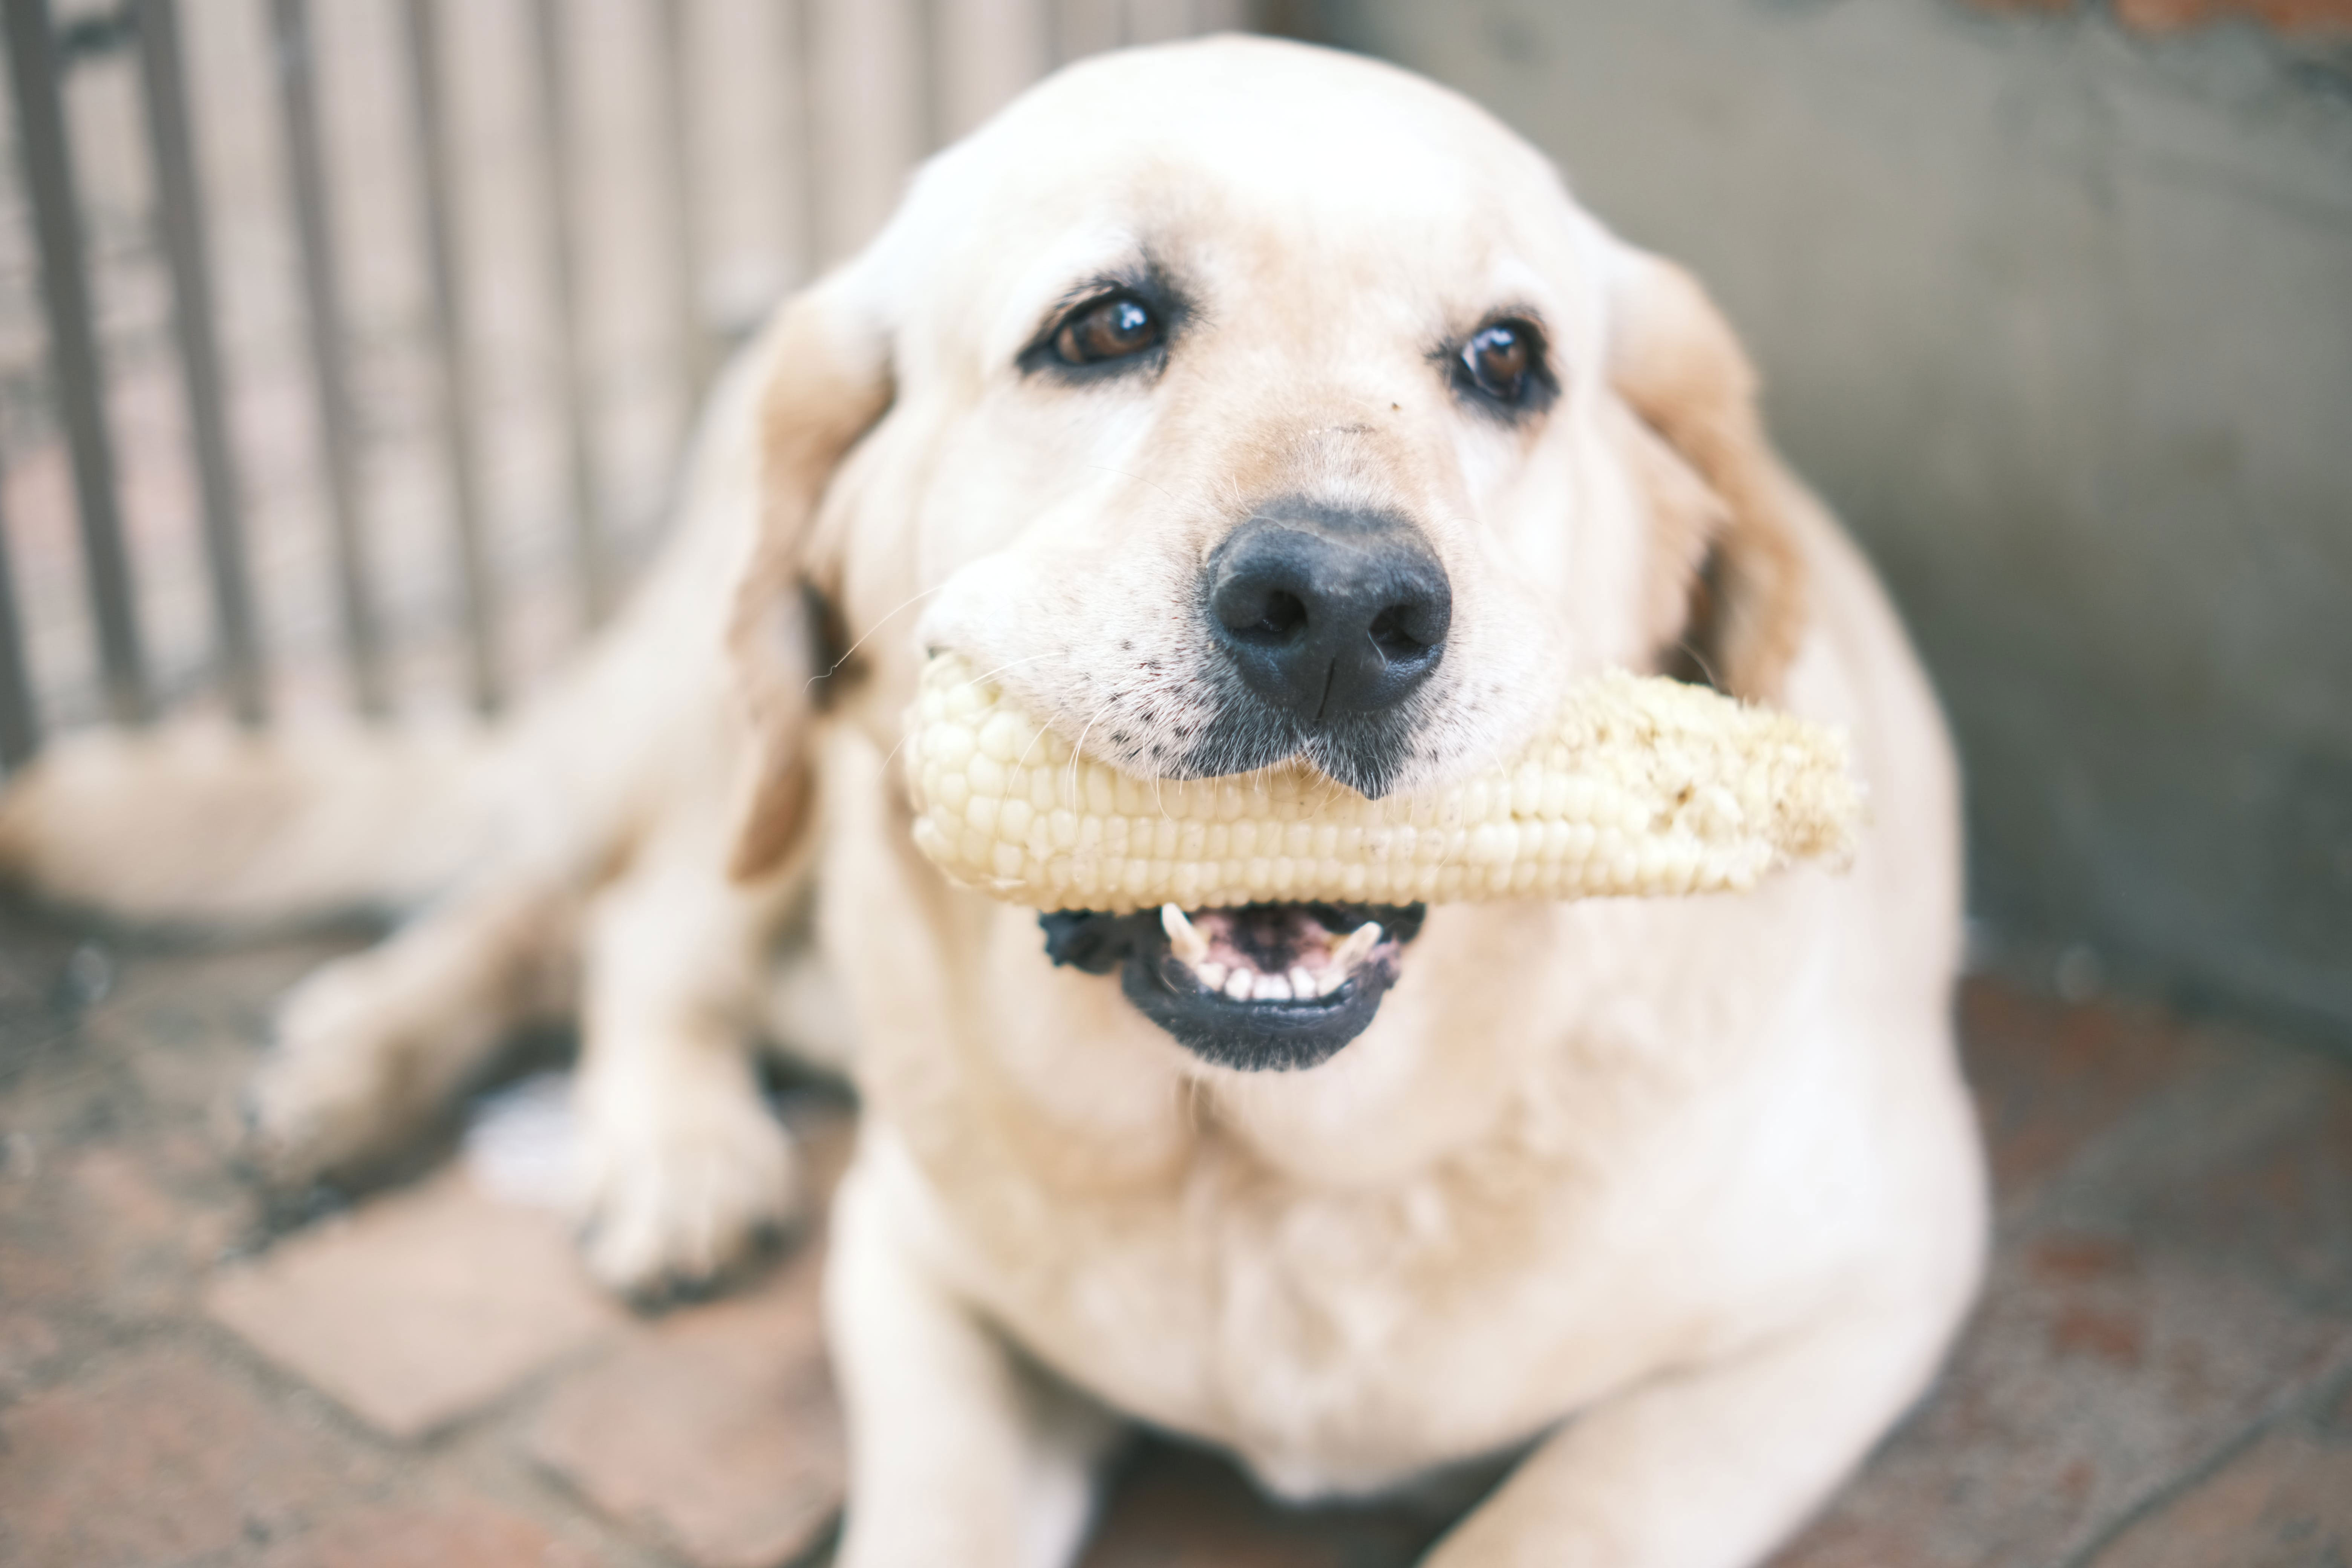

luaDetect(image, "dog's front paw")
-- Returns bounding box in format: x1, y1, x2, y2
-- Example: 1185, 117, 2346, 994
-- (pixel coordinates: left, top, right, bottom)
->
572, 1068, 804, 1302
243, 960, 450, 1188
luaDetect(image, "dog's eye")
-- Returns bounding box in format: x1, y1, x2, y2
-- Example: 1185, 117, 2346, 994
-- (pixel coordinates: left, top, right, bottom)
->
1054, 294, 1160, 366
1462, 320, 1537, 403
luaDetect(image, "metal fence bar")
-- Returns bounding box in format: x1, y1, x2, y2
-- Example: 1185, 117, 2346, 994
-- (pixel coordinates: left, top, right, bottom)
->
0, 0, 1253, 745
528, 0, 608, 625
133, 0, 265, 726
916, 0, 943, 154
787, 0, 821, 280
401, 0, 500, 715
4, 0, 149, 725
0, 488, 39, 767
653, 0, 713, 399
270, 0, 387, 716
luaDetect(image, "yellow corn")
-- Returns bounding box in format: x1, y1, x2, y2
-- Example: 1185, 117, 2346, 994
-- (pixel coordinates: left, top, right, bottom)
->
905, 652, 1860, 914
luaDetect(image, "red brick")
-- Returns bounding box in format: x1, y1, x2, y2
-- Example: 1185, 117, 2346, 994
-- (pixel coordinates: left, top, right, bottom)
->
1779, 999, 2352, 1568
2326, 1374, 2352, 1433
261, 1497, 606, 1568
0, 1345, 378, 1566
2051, 1303, 2150, 1369
2029, 1231, 2141, 1285
0, 1138, 240, 1339
2112, 0, 2352, 32
0, 1306, 62, 1392
66, 1141, 240, 1314
1767, 1516, 1976, 1568
1965, 0, 2352, 27
2131, 1066, 2352, 1309
207, 1167, 623, 1440
529, 1106, 858, 1568
1957, 983, 2208, 1215
2087, 1419, 2352, 1565
0, 1135, 247, 1397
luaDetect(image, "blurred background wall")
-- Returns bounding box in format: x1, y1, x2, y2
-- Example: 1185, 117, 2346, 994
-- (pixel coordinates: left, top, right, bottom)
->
4, 0, 2346, 1046
1290, 0, 2352, 1046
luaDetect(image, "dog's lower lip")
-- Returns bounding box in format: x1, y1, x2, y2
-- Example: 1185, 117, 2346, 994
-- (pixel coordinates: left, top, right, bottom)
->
1039, 900, 1426, 1072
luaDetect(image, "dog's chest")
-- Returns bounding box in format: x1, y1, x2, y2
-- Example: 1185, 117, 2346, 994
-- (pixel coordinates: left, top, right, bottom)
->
919, 1114, 1729, 1499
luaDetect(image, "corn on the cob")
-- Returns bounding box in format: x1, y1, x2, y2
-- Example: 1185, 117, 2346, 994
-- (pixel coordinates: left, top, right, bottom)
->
905, 652, 1859, 914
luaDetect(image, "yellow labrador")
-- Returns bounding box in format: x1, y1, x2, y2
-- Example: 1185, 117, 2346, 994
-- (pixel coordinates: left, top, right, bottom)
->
0, 37, 1983, 1566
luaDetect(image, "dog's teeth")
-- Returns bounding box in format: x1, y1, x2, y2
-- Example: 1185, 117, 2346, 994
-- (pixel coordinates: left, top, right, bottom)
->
1287, 966, 1315, 998
1160, 903, 1209, 964
1332, 920, 1384, 972
1256, 972, 1292, 1001
1195, 960, 1227, 993
1225, 968, 1254, 1001
1317, 967, 1347, 997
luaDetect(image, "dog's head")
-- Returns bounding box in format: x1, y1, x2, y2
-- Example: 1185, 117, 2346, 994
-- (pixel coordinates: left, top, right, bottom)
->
728, 37, 1808, 1072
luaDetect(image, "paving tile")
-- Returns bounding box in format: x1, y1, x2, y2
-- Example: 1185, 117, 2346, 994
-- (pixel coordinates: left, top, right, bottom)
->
7, 923, 2350, 1568
1775, 1256, 2347, 1566
61, 1139, 242, 1315
1775, 1006, 2352, 1568
1082, 1440, 1446, 1568
2127, 1055, 2352, 1314
0, 1136, 230, 1304
530, 1109, 856, 1568
2327, 1372, 2352, 1433
0, 1133, 244, 1390
259, 1496, 609, 1568
207, 1167, 625, 1440
2086, 1416, 2352, 1567
0, 937, 325, 1375
1955, 982, 2212, 1217
0, 1306, 61, 1392
0, 1344, 381, 1567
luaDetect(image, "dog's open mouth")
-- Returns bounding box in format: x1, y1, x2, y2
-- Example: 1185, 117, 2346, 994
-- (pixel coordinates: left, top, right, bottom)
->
1039, 901, 1427, 1071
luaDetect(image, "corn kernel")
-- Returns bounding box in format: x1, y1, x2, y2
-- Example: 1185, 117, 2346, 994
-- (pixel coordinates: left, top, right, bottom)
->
903, 652, 1860, 913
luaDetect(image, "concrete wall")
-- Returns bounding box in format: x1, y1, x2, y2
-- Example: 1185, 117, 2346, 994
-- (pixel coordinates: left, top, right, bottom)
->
1298, 0, 2352, 1041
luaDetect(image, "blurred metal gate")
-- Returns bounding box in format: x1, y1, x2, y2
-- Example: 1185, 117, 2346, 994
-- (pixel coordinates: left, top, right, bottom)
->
0, 0, 1259, 762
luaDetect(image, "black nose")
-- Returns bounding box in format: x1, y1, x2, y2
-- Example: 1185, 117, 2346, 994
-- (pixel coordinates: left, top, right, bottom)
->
1207, 503, 1451, 724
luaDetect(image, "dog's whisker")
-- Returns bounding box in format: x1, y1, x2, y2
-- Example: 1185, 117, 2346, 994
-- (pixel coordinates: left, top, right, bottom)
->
873, 726, 920, 784
1672, 635, 1724, 691
802, 583, 948, 693
1066, 696, 1121, 797
966, 652, 1056, 689
1085, 462, 1183, 507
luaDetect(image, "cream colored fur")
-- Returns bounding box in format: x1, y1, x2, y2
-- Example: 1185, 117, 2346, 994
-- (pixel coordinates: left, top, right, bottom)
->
0, 38, 1982, 1565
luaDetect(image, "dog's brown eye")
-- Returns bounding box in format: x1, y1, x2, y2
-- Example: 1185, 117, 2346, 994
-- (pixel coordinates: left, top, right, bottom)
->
1055, 295, 1159, 365
1463, 320, 1534, 403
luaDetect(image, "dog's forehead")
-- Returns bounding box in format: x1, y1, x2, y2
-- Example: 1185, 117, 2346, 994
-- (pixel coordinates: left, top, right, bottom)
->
900, 38, 1591, 343
1011, 41, 1536, 163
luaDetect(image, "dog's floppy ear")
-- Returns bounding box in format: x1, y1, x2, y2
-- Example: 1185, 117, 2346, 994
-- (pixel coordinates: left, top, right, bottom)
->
1607, 247, 1808, 703
726, 268, 896, 882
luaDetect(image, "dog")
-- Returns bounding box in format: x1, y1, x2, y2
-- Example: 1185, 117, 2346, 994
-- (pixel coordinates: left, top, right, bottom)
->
0, 36, 1984, 1566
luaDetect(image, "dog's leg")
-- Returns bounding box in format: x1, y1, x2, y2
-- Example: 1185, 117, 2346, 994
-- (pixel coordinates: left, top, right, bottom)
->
1418, 1279, 1975, 1568
828, 1151, 1121, 1568
571, 831, 804, 1298
247, 874, 577, 1186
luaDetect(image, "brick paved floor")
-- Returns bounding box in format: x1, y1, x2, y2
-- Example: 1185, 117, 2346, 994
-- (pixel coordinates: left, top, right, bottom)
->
1, 901, 2347, 1567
